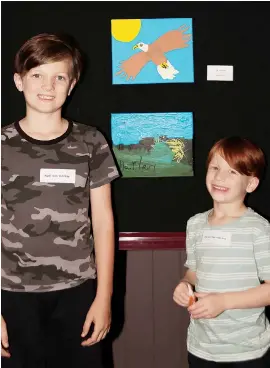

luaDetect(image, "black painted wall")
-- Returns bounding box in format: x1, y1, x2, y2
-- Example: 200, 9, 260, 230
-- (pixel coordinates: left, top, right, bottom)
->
2, 1, 270, 232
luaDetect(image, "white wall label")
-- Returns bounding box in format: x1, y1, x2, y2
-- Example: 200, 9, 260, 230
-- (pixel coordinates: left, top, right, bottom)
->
207, 65, 233, 81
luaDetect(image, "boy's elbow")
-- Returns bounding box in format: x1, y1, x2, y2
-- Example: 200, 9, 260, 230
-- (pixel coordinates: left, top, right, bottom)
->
265, 281, 270, 305
184, 269, 197, 286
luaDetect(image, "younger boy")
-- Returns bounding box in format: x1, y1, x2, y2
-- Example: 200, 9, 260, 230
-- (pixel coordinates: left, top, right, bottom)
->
173, 137, 270, 367
1, 33, 119, 368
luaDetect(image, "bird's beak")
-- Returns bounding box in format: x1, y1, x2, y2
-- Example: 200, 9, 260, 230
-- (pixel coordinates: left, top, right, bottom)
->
132, 44, 138, 50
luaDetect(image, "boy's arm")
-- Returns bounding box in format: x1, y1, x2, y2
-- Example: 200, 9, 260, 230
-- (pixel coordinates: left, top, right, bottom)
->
223, 281, 270, 310
182, 219, 197, 286
224, 221, 270, 310
87, 128, 120, 302
81, 128, 120, 346
174, 219, 197, 307
194, 222, 270, 312
81, 183, 114, 345
90, 183, 114, 302
181, 268, 197, 286
191, 282, 270, 319
223, 221, 270, 309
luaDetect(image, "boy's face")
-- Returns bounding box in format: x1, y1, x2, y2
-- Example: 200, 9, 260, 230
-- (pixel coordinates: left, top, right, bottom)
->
206, 153, 259, 204
14, 60, 76, 114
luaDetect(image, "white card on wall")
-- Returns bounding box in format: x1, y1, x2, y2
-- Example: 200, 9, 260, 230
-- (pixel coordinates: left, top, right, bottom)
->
207, 65, 233, 81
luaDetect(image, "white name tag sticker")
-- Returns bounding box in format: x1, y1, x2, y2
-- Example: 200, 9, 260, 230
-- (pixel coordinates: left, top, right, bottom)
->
40, 169, 76, 184
202, 230, 231, 246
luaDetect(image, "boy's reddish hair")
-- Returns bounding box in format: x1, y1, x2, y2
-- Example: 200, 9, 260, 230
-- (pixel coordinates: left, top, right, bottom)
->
206, 136, 266, 179
14, 33, 83, 81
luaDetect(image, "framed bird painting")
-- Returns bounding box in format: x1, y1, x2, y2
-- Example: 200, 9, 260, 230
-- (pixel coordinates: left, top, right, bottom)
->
111, 112, 193, 178
111, 18, 194, 84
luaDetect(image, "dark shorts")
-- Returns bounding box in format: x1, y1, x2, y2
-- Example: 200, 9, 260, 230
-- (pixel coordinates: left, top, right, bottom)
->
1, 279, 103, 368
188, 348, 270, 368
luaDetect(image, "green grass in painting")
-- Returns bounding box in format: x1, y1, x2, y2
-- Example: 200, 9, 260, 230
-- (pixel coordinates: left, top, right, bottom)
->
113, 142, 193, 177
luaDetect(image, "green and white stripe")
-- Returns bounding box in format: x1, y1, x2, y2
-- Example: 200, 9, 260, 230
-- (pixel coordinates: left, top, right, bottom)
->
185, 208, 270, 362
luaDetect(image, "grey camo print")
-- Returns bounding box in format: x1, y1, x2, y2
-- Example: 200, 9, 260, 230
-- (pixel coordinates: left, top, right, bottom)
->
1, 121, 119, 292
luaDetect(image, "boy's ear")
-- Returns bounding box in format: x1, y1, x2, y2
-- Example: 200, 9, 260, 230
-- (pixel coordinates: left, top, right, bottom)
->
246, 176, 259, 193
68, 79, 77, 96
14, 73, 23, 92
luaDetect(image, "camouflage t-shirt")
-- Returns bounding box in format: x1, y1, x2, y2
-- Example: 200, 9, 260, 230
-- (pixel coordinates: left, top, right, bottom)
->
1, 121, 120, 292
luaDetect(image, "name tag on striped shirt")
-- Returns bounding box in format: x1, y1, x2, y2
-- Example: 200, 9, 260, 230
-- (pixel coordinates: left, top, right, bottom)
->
202, 230, 231, 245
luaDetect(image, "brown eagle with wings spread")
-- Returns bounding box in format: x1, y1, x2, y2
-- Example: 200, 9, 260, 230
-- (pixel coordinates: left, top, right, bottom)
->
116, 24, 192, 81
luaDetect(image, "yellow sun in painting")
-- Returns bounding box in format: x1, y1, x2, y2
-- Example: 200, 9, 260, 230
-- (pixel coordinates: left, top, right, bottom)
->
111, 19, 141, 42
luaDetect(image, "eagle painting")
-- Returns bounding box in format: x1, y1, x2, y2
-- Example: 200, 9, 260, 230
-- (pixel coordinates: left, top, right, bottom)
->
116, 24, 192, 81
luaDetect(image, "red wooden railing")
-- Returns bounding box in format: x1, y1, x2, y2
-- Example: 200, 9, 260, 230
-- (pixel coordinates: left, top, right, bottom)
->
119, 232, 186, 250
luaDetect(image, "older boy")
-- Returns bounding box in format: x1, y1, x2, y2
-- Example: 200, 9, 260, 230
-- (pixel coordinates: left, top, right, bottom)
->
1, 33, 119, 368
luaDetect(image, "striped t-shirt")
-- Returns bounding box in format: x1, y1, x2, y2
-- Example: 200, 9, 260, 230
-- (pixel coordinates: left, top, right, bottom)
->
184, 207, 270, 362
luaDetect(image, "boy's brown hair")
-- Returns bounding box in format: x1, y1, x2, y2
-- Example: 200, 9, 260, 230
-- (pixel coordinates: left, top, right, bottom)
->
14, 33, 83, 81
206, 136, 266, 179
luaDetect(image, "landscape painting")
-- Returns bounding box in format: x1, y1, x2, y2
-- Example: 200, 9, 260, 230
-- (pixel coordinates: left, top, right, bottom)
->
111, 18, 194, 84
111, 112, 193, 178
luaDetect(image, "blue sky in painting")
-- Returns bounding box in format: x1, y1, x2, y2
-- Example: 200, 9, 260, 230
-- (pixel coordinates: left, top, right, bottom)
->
111, 112, 193, 145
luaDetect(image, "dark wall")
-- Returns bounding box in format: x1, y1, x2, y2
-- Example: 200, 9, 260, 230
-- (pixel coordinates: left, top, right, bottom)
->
2, 2, 270, 232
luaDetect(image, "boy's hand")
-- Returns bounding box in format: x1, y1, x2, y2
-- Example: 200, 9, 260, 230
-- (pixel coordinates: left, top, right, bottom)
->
1, 316, 10, 358
81, 296, 111, 346
173, 281, 191, 307
188, 292, 226, 319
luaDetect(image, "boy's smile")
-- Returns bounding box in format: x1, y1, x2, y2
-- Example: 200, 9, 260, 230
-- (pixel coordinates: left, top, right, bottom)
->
212, 185, 229, 193
38, 94, 55, 101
